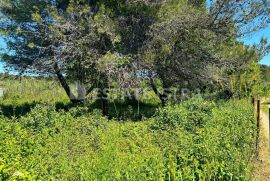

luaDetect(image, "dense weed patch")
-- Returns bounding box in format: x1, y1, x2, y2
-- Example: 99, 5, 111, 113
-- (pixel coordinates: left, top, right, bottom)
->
0, 98, 256, 180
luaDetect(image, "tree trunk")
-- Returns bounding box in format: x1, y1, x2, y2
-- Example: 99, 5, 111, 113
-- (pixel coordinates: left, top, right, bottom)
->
149, 78, 169, 107
160, 93, 168, 107
54, 62, 80, 104
97, 87, 109, 116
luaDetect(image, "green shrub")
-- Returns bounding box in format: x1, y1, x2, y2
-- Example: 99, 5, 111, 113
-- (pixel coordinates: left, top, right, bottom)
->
0, 99, 256, 180
152, 99, 256, 180
153, 98, 216, 131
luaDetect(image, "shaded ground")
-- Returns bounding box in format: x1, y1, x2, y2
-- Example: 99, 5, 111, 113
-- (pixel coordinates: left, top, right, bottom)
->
0, 100, 158, 121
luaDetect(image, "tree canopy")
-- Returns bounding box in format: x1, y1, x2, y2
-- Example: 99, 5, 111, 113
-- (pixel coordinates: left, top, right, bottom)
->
0, 0, 270, 113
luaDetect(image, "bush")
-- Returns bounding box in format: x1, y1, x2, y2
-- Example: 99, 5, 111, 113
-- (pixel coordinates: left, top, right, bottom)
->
152, 99, 256, 180
0, 99, 256, 180
153, 98, 216, 131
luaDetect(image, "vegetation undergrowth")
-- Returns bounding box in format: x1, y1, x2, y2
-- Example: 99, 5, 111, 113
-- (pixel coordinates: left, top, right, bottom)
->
0, 98, 256, 180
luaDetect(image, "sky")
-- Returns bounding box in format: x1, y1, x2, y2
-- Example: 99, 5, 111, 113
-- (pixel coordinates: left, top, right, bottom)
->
0, 37, 7, 73
241, 25, 270, 66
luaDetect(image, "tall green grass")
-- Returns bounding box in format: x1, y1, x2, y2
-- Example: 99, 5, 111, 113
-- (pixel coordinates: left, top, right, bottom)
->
0, 77, 68, 104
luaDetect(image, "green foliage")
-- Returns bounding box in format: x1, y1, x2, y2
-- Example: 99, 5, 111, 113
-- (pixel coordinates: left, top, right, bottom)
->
153, 98, 215, 131
0, 98, 256, 180
229, 61, 262, 97
153, 98, 256, 180
1, 0, 269, 105
259, 64, 270, 97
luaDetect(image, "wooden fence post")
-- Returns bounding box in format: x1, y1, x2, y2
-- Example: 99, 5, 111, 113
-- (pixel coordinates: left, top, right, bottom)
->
256, 99, 260, 155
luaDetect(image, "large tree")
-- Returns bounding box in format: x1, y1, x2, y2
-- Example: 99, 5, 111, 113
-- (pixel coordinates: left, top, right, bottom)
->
139, 0, 270, 105
0, 0, 269, 110
0, 0, 162, 115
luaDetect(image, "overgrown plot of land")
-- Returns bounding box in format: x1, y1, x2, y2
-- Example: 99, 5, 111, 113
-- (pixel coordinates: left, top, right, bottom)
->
0, 81, 257, 180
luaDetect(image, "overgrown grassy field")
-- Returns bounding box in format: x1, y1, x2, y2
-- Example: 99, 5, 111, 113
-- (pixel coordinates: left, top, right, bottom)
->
0, 77, 257, 180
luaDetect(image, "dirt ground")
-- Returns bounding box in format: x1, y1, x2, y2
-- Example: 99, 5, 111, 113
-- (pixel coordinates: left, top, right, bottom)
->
253, 109, 270, 181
